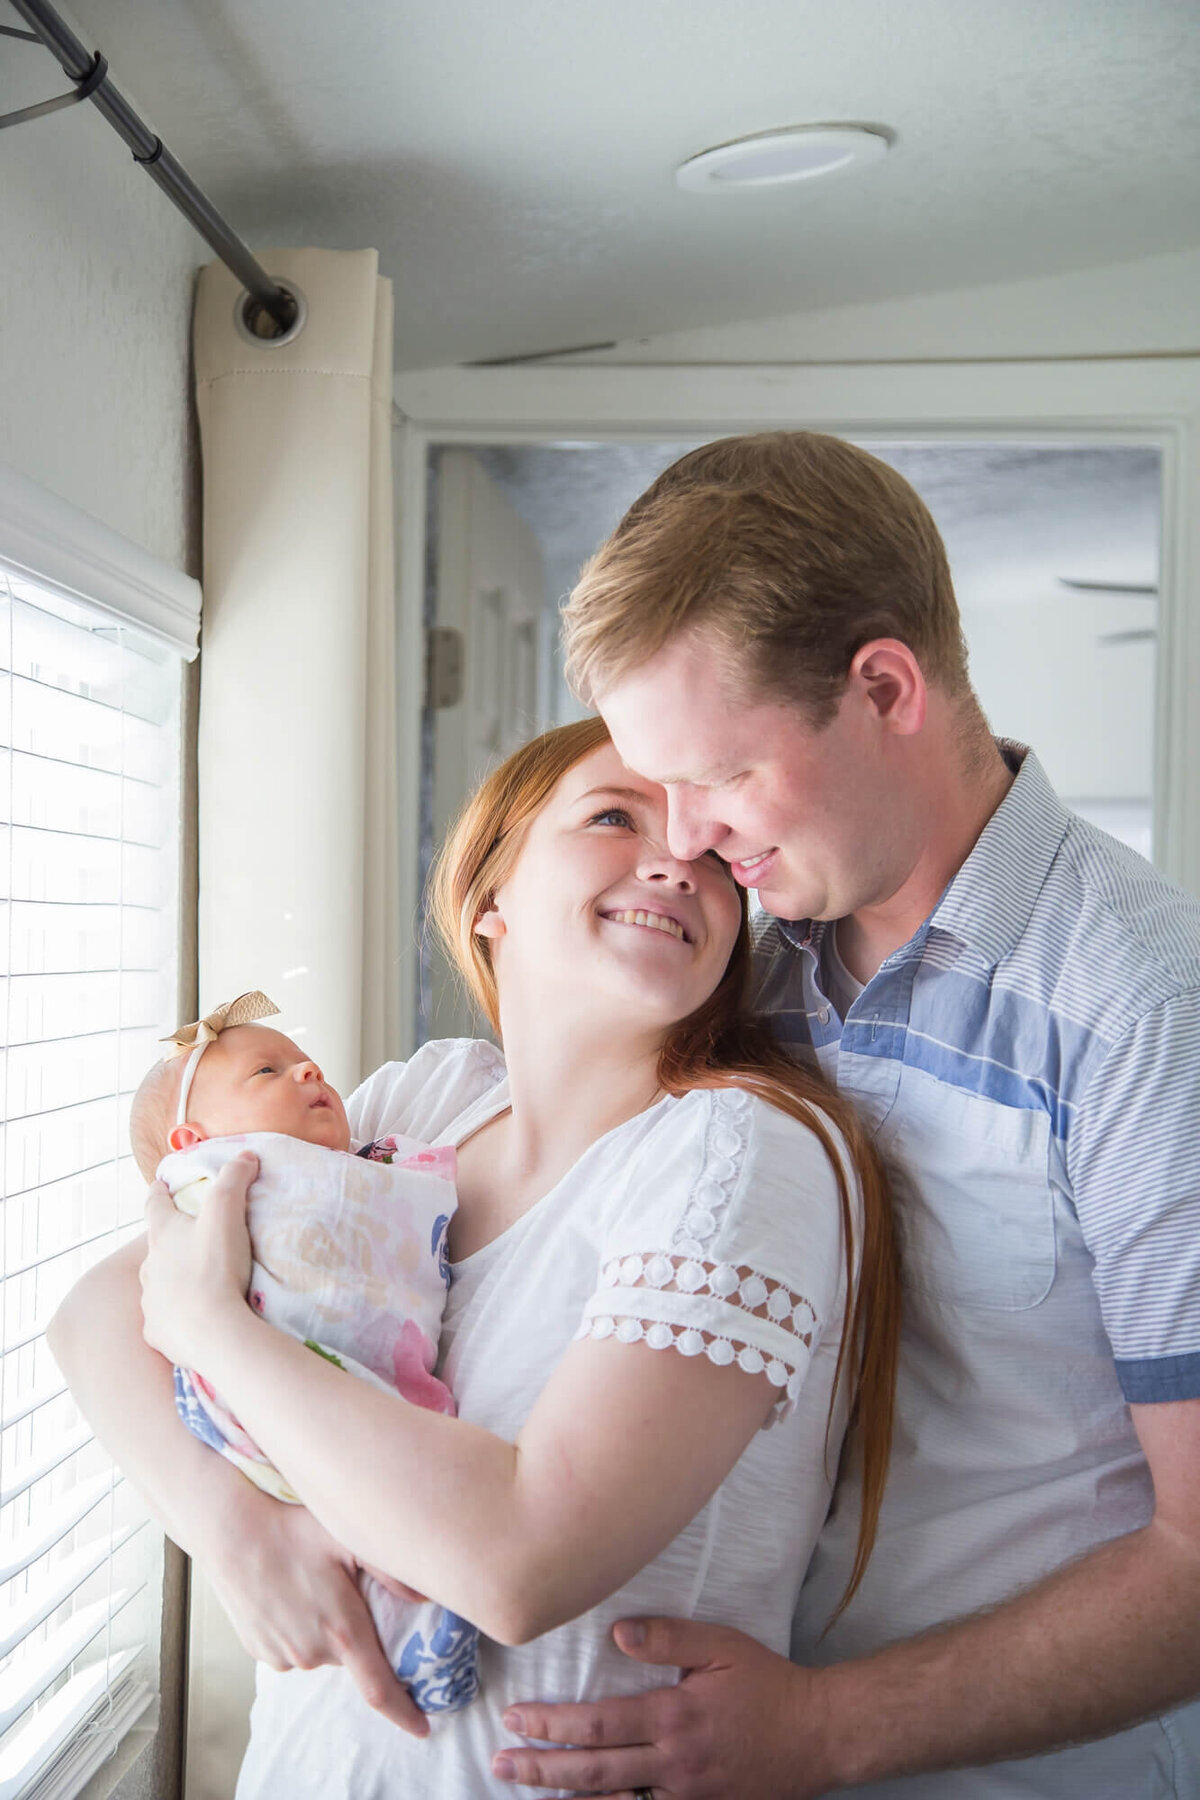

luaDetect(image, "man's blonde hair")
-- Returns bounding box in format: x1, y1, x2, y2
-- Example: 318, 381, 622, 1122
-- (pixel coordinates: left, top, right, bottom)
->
563, 431, 970, 723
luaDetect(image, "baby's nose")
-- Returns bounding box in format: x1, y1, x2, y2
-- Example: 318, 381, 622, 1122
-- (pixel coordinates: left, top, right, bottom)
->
294, 1060, 323, 1083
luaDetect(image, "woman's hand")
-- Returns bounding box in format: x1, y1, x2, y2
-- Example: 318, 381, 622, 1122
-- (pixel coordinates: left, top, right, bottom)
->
140, 1152, 258, 1367
204, 1485, 430, 1738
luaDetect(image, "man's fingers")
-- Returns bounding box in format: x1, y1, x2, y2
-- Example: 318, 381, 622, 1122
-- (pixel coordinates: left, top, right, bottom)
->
338, 1627, 429, 1737
492, 1744, 660, 1793
613, 1614, 736, 1670
501, 1692, 656, 1751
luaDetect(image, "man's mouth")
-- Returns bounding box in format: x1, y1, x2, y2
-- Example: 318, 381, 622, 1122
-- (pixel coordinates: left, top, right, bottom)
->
601, 908, 690, 944
729, 848, 777, 885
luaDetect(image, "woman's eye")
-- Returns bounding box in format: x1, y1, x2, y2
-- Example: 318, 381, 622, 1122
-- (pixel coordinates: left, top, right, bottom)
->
589, 807, 634, 828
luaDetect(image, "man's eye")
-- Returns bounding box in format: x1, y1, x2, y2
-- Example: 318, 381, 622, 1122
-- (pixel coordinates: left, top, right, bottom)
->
589, 807, 634, 828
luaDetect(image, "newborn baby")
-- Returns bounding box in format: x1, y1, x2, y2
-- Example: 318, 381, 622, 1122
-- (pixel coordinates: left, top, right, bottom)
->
130, 991, 478, 1715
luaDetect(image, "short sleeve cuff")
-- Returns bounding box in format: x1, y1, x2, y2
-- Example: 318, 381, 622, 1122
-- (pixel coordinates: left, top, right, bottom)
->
575, 1252, 821, 1425
1115, 1349, 1200, 1404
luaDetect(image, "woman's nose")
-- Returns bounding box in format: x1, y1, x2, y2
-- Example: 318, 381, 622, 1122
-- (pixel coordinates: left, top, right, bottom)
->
636, 843, 696, 891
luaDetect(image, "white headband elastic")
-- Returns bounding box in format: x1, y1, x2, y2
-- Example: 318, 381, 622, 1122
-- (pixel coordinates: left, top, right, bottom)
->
176, 1040, 210, 1127
159, 990, 281, 1130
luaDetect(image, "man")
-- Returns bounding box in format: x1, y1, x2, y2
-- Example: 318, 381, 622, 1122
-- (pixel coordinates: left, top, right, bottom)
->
491, 433, 1200, 1797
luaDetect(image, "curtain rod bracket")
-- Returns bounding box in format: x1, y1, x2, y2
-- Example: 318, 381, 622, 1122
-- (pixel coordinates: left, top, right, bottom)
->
0, 46, 107, 131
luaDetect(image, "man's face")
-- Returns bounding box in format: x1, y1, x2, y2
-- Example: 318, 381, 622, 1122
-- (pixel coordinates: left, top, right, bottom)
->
598, 633, 906, 923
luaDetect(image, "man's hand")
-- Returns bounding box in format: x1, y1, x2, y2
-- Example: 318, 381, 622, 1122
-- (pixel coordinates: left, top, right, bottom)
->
493, 1616, 824, 1798
205, 1496, 430, 1739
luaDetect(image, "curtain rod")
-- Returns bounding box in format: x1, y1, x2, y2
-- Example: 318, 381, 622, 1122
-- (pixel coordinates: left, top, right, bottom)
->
7, 0, 296, 334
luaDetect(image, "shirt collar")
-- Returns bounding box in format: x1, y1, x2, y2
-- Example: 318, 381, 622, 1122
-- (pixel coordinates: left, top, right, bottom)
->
772, 742, 1071, 973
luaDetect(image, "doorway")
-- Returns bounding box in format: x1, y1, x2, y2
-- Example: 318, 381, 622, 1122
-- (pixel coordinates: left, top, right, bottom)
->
416, 437, 1161, 1041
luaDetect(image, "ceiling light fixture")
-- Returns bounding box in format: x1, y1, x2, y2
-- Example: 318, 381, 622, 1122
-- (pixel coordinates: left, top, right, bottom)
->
676, 123, 893, 192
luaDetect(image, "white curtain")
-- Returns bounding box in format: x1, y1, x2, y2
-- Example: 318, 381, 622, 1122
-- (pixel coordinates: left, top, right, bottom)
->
193, 246, 400, 1097
189, 248, 400, 1794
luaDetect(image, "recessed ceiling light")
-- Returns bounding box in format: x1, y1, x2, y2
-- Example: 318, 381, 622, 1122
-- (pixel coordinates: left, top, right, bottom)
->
676, 123, 893, 192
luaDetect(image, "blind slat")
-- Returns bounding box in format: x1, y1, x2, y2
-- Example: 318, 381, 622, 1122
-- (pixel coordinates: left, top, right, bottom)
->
0, 1376, 67, 1433
0, 1588, 137, 1736
0, 1521, 142, 1661
0, 1650, 140, 1800
0, 1474, 117, 1583
0, 1427, 91, 1509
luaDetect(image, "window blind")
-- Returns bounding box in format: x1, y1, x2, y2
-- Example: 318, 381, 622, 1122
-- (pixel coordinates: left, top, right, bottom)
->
0, 556, 183, 1799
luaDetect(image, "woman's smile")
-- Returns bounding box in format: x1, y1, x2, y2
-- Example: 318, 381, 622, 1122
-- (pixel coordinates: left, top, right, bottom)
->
599, 906, 690, 944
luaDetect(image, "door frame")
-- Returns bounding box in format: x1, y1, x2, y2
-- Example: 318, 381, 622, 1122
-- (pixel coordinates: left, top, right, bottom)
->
393, 356, 1200, 1055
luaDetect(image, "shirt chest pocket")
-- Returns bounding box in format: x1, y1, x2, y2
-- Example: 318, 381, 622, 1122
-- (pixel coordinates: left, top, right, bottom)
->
876, 1069, 1057, 1311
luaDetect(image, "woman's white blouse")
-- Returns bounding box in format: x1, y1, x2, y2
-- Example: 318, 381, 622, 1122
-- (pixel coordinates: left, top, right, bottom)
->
235, 1039, 861, 1800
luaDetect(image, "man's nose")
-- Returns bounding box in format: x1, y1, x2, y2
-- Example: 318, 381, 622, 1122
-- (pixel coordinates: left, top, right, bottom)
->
665, 788, 722, 862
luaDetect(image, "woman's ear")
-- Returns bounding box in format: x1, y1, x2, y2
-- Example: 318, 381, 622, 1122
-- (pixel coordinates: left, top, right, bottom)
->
472, 896, 506, 941
167, 1123, 206, 1152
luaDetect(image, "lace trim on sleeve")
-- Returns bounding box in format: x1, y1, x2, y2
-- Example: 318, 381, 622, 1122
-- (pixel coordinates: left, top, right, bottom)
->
574, 1251, 819, 1421
669, 1088, 752, 1260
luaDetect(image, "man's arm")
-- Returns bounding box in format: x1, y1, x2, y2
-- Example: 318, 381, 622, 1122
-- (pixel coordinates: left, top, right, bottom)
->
48, 1237, 427, 1734
494, 1396, 1200, 1795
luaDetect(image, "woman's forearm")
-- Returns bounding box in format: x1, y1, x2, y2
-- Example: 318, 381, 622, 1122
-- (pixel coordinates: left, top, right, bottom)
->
47, 1239, 271, 1561
194, 1300, 532, 1636
189, 1299, 774, 1648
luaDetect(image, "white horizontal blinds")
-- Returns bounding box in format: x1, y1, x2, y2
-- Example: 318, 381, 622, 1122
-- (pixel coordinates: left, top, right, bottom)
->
0, 562, 181, 1797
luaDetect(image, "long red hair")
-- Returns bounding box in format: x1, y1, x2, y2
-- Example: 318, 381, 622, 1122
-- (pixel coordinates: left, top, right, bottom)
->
430, 716, 900, 1616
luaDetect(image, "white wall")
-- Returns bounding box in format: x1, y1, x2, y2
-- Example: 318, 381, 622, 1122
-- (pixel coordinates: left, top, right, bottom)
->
559, 245, 1200, 367
0, 51, 199, 568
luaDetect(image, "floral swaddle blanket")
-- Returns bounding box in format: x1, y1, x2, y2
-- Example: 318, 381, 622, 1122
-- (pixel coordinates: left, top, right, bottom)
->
159, 1130, 479, 1714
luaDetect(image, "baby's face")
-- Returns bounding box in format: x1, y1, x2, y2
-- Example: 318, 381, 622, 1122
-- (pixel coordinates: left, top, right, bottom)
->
179, 1025, 351, 1153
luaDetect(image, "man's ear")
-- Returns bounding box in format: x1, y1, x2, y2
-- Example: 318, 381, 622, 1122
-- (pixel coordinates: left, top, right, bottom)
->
472, 896, 506, 941
167, 1123, 206, 1152
849, 638, 927, 736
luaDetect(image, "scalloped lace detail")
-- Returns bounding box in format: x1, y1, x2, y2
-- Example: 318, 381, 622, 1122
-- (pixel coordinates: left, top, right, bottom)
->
669, 1088, 753, 1260
575, 1251, 817, 1416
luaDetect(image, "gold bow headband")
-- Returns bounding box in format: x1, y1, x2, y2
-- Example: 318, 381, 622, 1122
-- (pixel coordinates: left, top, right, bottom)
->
161, 991, 280, 1126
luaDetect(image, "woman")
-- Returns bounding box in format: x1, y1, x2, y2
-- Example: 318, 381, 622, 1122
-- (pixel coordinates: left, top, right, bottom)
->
54, 718, 898, 1798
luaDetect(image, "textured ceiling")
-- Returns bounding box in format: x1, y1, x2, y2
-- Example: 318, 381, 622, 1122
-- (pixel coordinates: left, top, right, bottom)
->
54, 0, 1200, 367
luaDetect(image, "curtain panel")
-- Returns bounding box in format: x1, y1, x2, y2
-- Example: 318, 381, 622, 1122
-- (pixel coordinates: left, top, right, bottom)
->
190, 250, 399, 1792
193, 247, 400, 1098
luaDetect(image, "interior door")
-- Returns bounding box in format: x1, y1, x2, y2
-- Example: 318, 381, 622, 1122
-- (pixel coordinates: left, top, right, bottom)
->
428, 450, 547, 1038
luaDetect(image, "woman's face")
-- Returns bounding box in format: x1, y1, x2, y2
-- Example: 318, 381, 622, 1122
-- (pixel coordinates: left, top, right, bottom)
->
476, 742, 743, 1035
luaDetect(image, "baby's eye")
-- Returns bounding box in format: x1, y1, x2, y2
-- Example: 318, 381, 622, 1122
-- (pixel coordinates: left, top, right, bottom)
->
253, 1065, 275, 1076
588, 807, 635, 829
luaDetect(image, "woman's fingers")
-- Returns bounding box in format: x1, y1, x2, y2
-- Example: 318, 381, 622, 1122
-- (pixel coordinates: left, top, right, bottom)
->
142, 1180, 174, 1237
359, 1561, 430, 1604
335, 1613, 430, 1738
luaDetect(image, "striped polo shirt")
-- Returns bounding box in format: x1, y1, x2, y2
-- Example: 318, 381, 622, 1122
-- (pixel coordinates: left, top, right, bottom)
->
758, 745, 1200, 1798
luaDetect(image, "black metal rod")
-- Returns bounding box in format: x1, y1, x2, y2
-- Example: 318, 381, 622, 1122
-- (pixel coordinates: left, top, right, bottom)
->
7, 0, 295, 331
